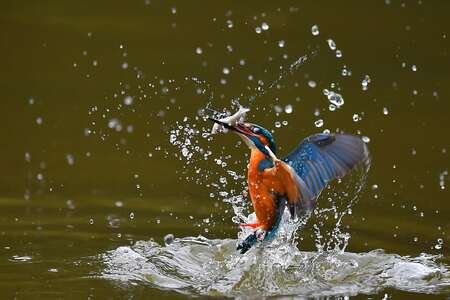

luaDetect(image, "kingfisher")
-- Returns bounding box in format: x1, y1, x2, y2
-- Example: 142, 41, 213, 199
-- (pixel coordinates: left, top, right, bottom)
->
209, 115, 370, 254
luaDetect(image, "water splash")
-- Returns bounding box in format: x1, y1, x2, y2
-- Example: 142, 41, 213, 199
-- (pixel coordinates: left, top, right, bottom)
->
307, 162, 370, 253
245, 54, 310, 105
99, 235, 450, 298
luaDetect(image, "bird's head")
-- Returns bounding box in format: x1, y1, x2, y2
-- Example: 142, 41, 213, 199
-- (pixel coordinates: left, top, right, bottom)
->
209, 118, 276, 158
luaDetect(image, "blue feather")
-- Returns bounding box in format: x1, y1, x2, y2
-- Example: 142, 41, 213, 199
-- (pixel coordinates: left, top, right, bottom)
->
283, 133, 370, 211
258, 158, 274, 172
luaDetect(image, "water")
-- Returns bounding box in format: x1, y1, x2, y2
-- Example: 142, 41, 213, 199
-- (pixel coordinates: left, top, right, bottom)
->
2, 0, 450, 299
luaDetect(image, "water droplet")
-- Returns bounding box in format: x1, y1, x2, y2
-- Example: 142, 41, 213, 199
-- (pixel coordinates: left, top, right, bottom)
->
383, 107, 389, 115
278, 40, 285, 48
255, 26, 262, 34
314, 119, 324, 128
311, 24, 320, 36
335, 50, 342, 58
308, 80, 317, 88
89, 218, 94, 225
108, 118, 122, 131
124, 96, 133, 106
274, 121, 281, 128
169, 134, 177, 144
66, 199, 75, 210
36, 117, 43, 125
327, 39, 336, 50
362, 136, 371, 143
324, 90, 344, 108
164, 234, 174, 245
181, 147, 189, 157
361, 75, 371, 91
439, 170, 448, 190
411, 65, 417, 72
195, 47, 203, 55
274, 105, 283, 114
65, 154, 75, 165
261, 22, 269, 31
222, 67, 230, 75
352, 114, 361, 122
129, 212, 135, 220
284, 104, 293, 114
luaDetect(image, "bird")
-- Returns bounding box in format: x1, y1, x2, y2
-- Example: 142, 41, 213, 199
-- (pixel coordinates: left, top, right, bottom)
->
209, 117, 370, 254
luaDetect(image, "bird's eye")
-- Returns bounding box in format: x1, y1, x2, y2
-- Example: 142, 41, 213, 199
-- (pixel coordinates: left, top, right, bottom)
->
252, 127, 260, 134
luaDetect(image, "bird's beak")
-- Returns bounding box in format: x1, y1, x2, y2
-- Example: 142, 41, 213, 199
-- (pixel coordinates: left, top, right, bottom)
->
208, 117, 257, 149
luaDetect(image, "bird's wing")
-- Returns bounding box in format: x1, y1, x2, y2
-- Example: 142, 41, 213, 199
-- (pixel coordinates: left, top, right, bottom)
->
283, 133, 370, 216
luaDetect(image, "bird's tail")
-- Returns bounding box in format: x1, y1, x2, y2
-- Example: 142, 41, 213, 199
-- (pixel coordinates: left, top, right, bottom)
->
237, 205, 284, 254
236, 232, 258, 254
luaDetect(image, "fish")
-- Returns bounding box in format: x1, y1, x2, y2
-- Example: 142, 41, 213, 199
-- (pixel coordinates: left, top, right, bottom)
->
211, 106, 250, 134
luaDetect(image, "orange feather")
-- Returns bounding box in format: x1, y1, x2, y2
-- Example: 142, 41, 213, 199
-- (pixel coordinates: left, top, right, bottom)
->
247, 149, 299, 230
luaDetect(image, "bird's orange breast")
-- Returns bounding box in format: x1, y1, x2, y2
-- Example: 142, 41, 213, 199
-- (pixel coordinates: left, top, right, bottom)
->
247, 149, 299, 230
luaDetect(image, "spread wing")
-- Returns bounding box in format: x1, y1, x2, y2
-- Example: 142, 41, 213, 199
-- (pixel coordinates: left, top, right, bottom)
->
283, 133, 370, 216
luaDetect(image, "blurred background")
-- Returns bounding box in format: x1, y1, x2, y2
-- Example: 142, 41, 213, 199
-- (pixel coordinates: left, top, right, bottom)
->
1, 0, 449, 298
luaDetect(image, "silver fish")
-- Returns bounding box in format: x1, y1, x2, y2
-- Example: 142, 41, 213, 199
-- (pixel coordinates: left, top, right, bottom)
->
211, 106, 250, 134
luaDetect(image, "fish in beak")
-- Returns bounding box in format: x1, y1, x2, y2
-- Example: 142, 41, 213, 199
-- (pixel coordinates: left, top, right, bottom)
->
209, 106, 250, 134
208, 106, 257, 148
